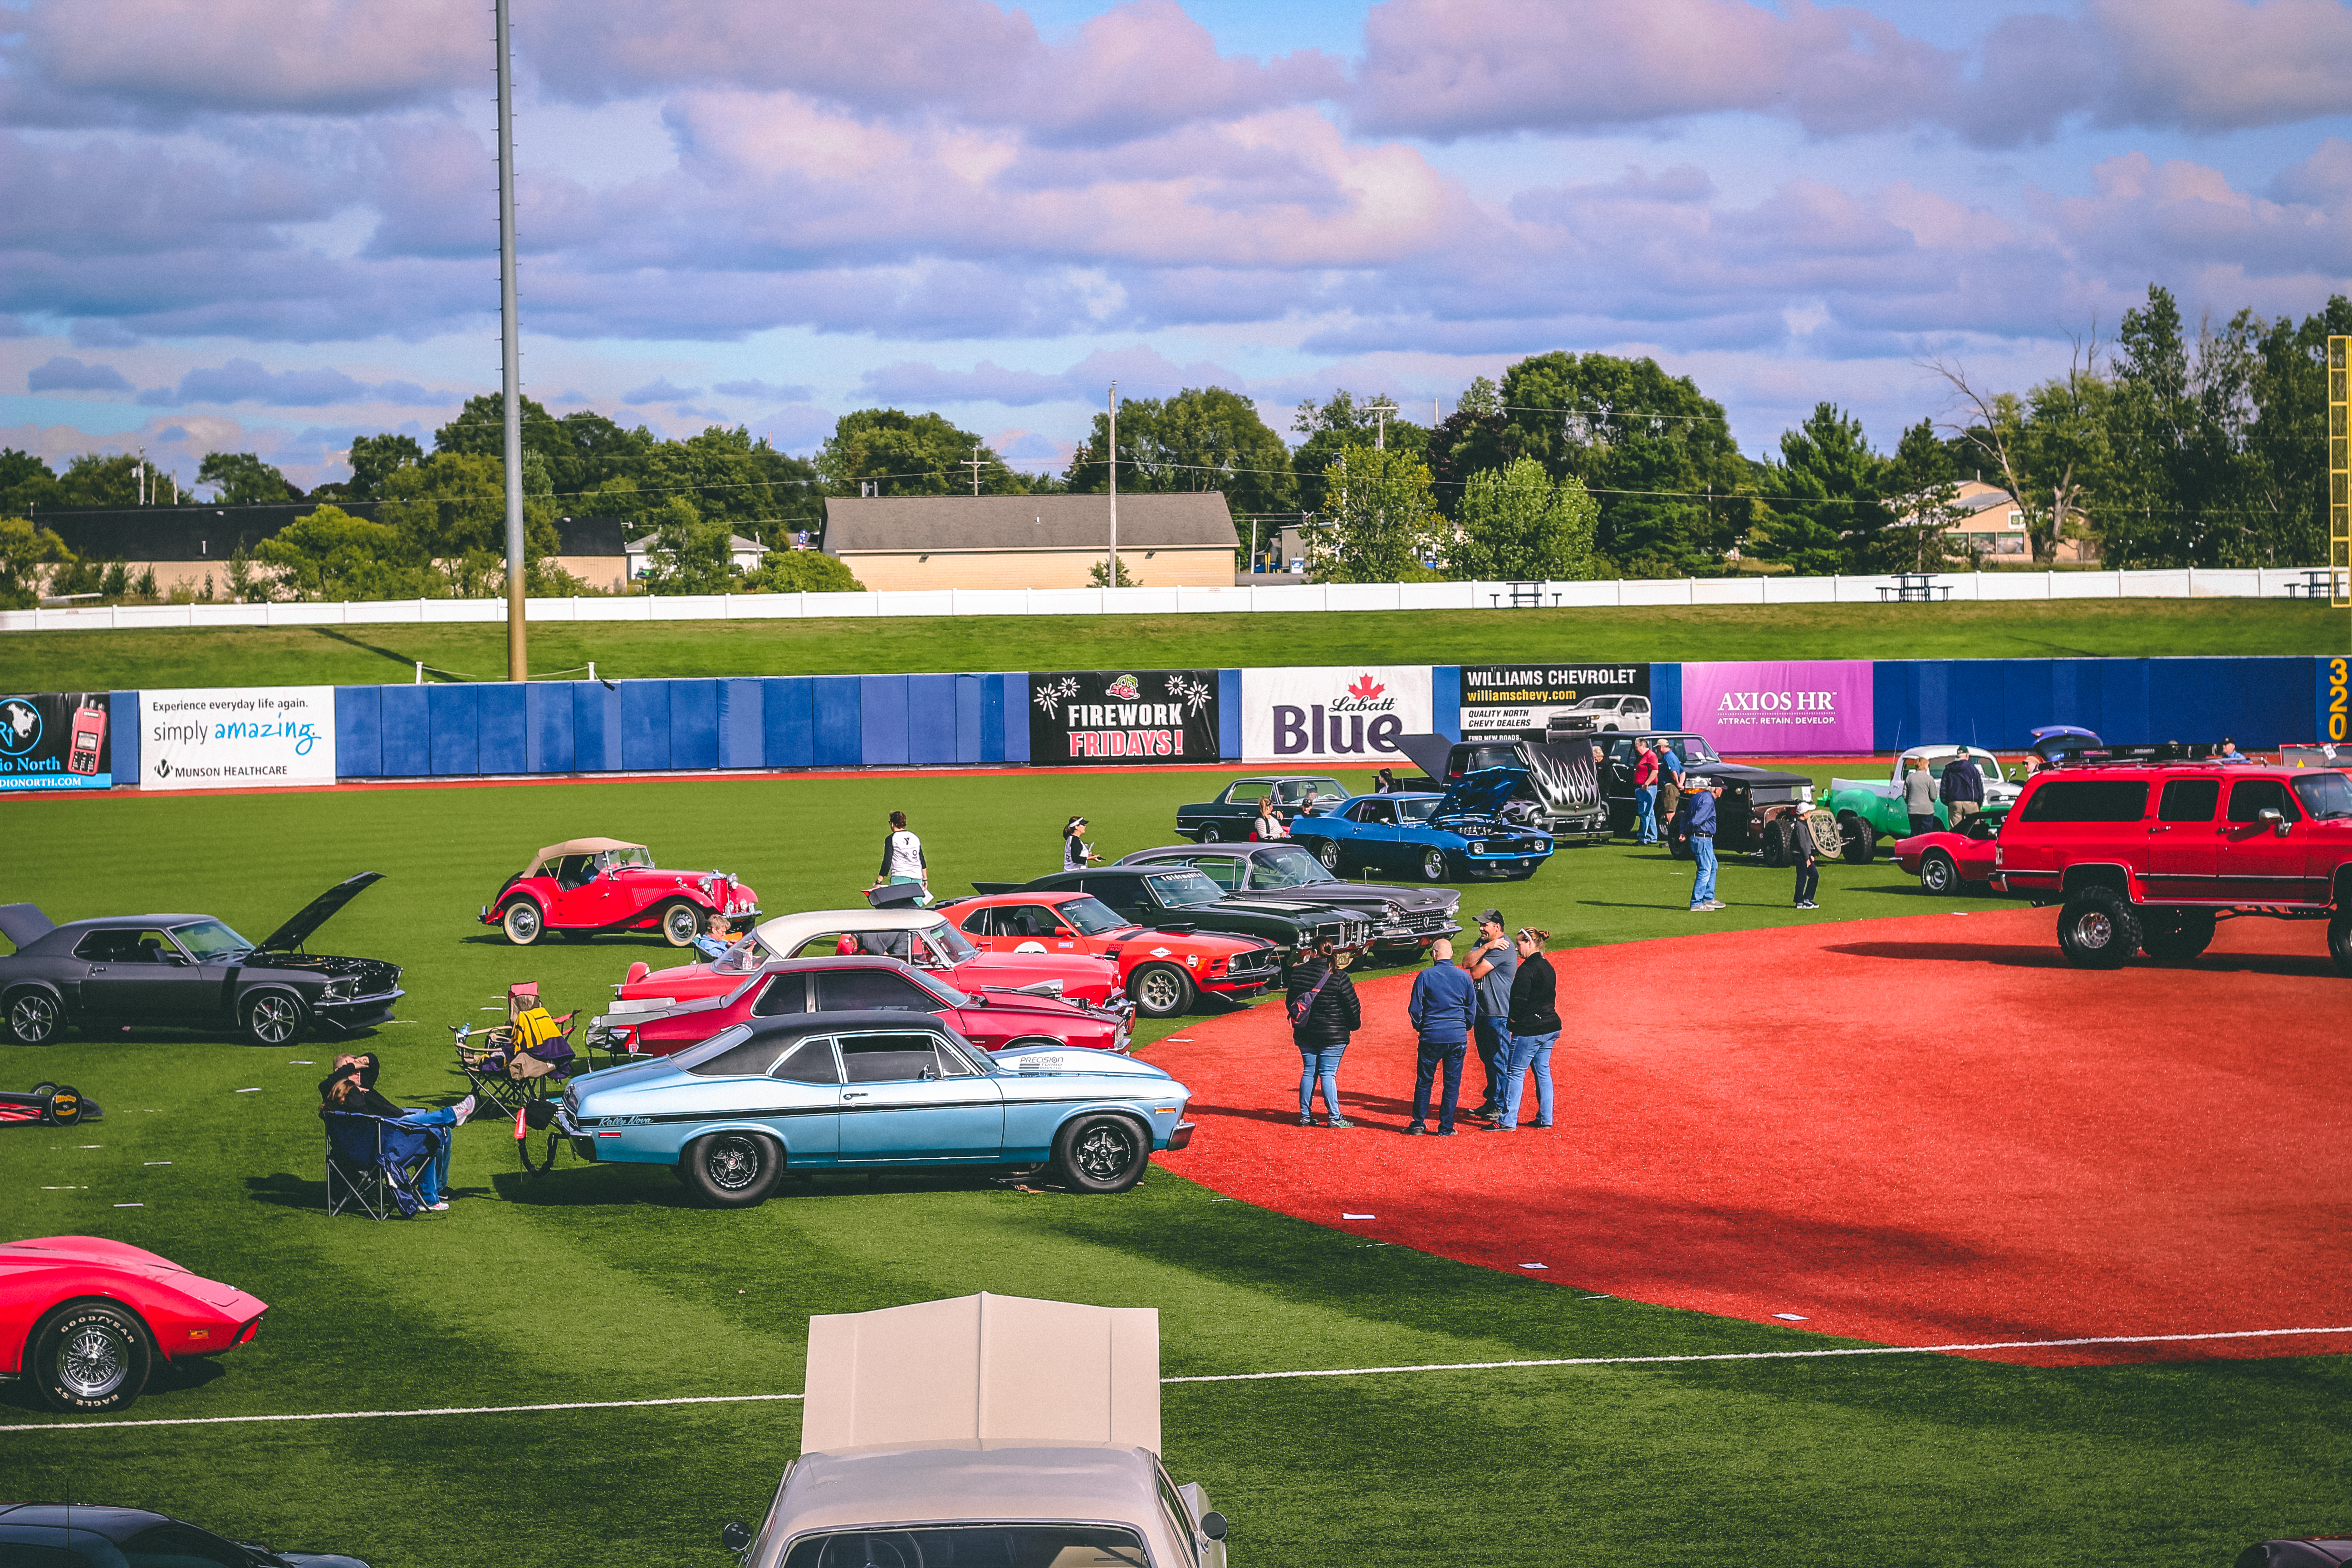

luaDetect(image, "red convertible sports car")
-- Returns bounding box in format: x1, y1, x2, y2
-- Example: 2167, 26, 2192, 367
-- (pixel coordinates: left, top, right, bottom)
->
1891, 808, 2011, 895
481, 838, 760, 947
940, 890, 1283, 1018
587, 955, 1132, 1057
2, 1235, 269, 1412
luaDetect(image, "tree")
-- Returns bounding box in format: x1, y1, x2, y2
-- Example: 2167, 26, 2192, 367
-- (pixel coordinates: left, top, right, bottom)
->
250, 505, 419, 601
817, 409, 1023, 497
1063, 387, 1295, 530
1290, 390, 1428, 517
0, 451, 63, 516
1087, 556, 1138, 587
433, 392, 567, 465
635, 496, 740, 595
344, 434, 423, 500
1450, 457, 1600, 580
1426, 377, 1507, 519
375, 452, 559, 595
1925, 333, 2106, 564
740, 549, 863, 593
642, 425, 820, 541
0, 516, 74, 608
1745, 403, 1890, 575
59, 454, 143, 509
1874, 419, 1970, 571
198, 451, 299, 505
2239, 295, 2352, 567
1306, 446, 1445, 583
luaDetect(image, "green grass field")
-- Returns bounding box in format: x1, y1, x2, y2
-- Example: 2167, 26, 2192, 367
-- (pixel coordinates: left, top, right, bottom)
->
3, 597, 2335, 690
2, 768, 2344, 1566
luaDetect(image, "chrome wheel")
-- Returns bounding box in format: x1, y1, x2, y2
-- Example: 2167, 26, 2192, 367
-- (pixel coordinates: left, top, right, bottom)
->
1074, 1122, 1138, 1182
1420, 849, 1447, 882
2073, 911, 2114, 951
502, 900, 542, 945
1199, 824, 1220, 843
704, 1134, 764, 1192
1921, 853, 1955, 895
59, 1320, 130, 1400
8, 990, 61, 1045
1315, 838, 1341, 869
245, 992, 302, 1046
1131, 963, 1191, 1018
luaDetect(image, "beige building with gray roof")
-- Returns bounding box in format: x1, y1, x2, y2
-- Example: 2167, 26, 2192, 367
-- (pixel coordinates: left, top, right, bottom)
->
820, 493, 1238, 590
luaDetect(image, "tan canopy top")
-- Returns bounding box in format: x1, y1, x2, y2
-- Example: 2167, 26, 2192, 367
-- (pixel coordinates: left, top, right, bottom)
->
523, 838, 647, 878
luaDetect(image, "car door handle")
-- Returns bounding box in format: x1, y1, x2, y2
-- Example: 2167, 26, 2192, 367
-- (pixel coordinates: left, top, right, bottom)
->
87, 965, 107, 973
842, 1092, 870, 1100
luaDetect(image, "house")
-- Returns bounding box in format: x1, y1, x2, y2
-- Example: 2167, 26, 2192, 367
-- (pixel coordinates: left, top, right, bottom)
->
1926, 481, 2101, 565
819, 493, 1238, 590
624, 529, 766, 583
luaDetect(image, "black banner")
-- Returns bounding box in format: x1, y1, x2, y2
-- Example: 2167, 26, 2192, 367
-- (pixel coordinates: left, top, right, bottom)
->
1028, 670, 1220, 765
0, 691, 113, 791
1460, 664, 1651, 737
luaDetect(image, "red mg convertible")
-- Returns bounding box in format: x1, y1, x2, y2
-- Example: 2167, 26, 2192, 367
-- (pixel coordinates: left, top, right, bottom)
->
481, 838, 760, 947
2, 1235, 269, 1412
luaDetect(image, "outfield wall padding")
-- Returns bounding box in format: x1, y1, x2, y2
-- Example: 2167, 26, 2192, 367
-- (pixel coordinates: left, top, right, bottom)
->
1869, 657, 2313, 752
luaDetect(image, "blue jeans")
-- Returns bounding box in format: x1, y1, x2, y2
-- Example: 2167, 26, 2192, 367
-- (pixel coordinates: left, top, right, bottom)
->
1635, 784, 1657, 843
397, 1107, 458, 1204
1498, 1031, 1558, 1129
1297, 1041, 1346, 1118
1412, 1041, 1467, 1132
1690, 835, 1719, 907
1473, 1017, 1513, 1110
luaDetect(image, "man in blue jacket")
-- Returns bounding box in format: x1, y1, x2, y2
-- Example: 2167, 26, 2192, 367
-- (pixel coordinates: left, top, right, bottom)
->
1686, 779, 1723, 911
1405, 937, 1477, 1136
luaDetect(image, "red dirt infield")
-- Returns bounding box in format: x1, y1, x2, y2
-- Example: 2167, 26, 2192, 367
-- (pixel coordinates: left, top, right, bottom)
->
1152, 906, 2352, 1367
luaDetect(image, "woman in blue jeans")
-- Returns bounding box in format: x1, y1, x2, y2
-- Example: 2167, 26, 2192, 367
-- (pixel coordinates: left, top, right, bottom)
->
1285, 940, 1362, 1128
1493, 929, 1561, 1131
322, 1055, 476, 1211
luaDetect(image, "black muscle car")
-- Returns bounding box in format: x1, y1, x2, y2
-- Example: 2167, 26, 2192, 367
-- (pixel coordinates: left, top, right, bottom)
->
1116, 841, 1460, 955
972, 865, 1374, 954
0, 874, 404, 1048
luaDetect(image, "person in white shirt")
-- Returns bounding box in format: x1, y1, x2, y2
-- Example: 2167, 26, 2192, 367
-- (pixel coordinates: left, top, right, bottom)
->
874, 810, 931, 906
1254, 796, 1289, 840
1062, 816, 1099, 872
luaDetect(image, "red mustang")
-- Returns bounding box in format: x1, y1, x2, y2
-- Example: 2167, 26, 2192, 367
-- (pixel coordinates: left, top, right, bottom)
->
1891, 808, 2011, 896
481, 838, 761, 947
940, 890, 1284, 1018
2, 1235, 269, 1412
588, 956, 1132, 1057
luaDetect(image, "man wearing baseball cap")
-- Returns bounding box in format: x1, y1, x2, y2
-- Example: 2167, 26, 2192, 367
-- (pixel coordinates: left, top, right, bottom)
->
1464, 907, 1516, 1121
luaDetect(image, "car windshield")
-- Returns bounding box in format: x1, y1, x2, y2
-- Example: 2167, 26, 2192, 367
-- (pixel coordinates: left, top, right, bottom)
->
597, 847, 655, 871
1146, 869, 1225, 907
170, 919, 251, 961
1672, 737, 1720, 764
1396, 797, 1438, 822
1253, 846, 1335, 887
2293, 770, 2352, 819
783, 1525, 1152, 1568
712, 935, 771, 973
922, 922, 980, 966
1056, 896, 1131, 936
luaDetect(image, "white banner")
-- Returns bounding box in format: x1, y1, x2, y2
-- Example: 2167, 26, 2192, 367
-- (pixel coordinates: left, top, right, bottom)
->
137, 687, 337, 790
1239, 666, 1431, 764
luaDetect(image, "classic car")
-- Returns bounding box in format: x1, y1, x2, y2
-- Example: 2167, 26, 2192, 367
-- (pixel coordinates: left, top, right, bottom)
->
558, 1013, 1195, 1203
1827, 746, 2019, 840
719, 1293, 1226, 1568
0, 1082, 98, 1127
606, 908, 1125, 1016
1392, 733, 1612, 843
976, 865, 1376, 953
480, 837, 760, 947
0, 1504, 369, 1568
1284, 771, 1556, 882
1544, 693, 1652, 735
1175, 775, 1348, 842
1891, 806, 2011, 895
940, 890, 1283, 1017
589, 956, 1131, 1057
0, 877, 404, 1048
1116, 841, 1460, 958
1, 1235, 270, 1412
1590, 731, 1823, 857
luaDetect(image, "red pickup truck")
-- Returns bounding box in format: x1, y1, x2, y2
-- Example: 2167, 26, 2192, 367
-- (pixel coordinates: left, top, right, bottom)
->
1994, 762, 2352, 972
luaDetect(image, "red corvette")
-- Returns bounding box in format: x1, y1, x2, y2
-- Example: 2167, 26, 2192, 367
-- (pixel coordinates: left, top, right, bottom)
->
2, 1235, 268, 1412
588, 956, 1132, 1057
481, 838, 761, 947
1891, 808, 2011, 896
940, 890, 1284, 1018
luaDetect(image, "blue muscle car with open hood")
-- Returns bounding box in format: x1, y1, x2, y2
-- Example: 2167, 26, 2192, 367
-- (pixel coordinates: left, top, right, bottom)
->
1284, 768, 1555, 882
558, 1011, 1194, 1205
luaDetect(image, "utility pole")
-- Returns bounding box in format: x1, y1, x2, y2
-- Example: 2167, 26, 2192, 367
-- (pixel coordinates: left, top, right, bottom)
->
495, 0, 527, 682
962, 443, 986, 496
1107, 381, 1119, 588
1367, 398, 1397, 451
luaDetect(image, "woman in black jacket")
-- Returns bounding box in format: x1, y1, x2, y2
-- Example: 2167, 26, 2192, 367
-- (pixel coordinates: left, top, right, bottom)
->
1494, 929, 1560, 1131
1286, 940, 1362, 1128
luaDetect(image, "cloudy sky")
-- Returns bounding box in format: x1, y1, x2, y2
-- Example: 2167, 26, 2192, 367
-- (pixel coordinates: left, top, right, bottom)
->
5, 0, 2350, 492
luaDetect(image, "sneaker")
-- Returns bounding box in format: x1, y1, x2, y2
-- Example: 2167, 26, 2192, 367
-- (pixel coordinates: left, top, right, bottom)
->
426, 1200, 450, 1212
1435, 1127, 1457, 1137
452, 1094, 477, 1125
1298, 1114, 1315, 1127
1483, 1122, 1516, 1132
1796, 900, 1819, 910
1705, 900, 1727, 911
1402, 1123, 1426, 1136
1324, 1116, 1355, 1129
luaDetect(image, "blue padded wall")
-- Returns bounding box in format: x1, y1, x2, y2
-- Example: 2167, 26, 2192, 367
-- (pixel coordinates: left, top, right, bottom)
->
378, 686, 429, 777
1002, 674, 1030, 763
717, 680, 763, 769
908, 674, 957, 767
333, 686, 377, 778
954, 675, 985, 765
763, 678, 813, 768
813, 677, 862, 767
109, 691, 139, 784
1869, 658, 2316, 751
620, 681, 670, 772
1652, 663, 1682, 732
861, 675, 911, 766
476, 683, 527, 775
426, 684, 479, 776
668, 680, 719, 771
527, 683, 575, 773
1432, 666, 1461, 739
1217, 669, 1241, 760
980, 675, 1007, 763
573, 683, 622, 771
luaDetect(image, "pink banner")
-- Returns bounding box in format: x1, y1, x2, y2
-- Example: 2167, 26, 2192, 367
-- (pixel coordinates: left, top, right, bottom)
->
1679, 661, 1875, 754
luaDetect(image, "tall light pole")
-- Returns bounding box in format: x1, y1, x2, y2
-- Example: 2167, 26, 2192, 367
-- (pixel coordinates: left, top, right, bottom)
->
1107, 381, 1119, 588
495, 0, 527, 681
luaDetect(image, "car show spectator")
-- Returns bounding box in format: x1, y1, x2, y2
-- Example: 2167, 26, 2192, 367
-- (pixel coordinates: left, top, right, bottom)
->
1403, 937, 1475, 1136
1492, 930, 1560, 1132
1632, 739, 1660, 845
1374, 767, 1397, 794
1791, 815, 1820, 910
1287, 939, 1361, 1128
1062, 816, 1099, 871
1465, 909, 1517, 1120
1654, 740, 1683, 838
693, 911, 738, 961
1686, 781, 1723, 911
1252, 796, 1289, 840
319, 1056, 475, 1213
2216, 737, 2249, 764
1940, 751, 1985, 824
874, 810, 931, 906
1904, 758, 1939, 837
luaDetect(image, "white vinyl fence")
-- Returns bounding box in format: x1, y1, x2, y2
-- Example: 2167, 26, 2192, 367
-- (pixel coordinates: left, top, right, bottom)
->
2, 566, 2336, 634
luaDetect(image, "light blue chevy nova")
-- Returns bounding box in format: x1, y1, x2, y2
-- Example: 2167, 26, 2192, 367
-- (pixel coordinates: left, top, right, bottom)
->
558, 1009, 1195, 1206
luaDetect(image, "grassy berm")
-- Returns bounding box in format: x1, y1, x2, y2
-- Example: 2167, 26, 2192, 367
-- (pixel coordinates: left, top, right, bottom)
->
1, 767, 2344, 1566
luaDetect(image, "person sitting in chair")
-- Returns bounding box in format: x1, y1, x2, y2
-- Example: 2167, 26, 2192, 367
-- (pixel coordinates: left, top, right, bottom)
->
320, 1056, 475, 1213
693, 911, 737, 962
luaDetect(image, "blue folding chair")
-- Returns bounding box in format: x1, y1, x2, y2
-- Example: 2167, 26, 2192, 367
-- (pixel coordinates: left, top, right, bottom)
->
323, 1112, 444, 1219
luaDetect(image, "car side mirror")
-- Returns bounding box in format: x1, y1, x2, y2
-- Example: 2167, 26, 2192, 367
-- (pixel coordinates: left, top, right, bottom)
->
163, 951, 189, 965
1200, 1512, 1228, 1542
1055, 927, 1075, 938
719, 1521, 752, 1553
2258, 807, 2287, 836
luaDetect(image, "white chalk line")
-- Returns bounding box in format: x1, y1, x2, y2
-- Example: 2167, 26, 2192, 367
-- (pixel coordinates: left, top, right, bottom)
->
7, 1325, 2347, 1433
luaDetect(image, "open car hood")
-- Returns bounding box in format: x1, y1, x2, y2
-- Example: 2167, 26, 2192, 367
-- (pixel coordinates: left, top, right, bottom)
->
255, 872, 386, 952
1392, 731, 1462, 784
0, 903, 56, 951
1432, 768, 1526, 820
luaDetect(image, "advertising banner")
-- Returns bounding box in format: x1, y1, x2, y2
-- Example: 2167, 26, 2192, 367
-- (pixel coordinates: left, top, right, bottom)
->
0, 691, 113, 791
1240, 666, 1431, 764
1027, 670, 1220, 764
1680, 661, 1874, 753
1460, 663, 1651, 738
137, 686, 337, 790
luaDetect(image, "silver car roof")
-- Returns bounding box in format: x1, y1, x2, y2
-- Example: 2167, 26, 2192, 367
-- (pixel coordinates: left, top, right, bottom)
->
762, 1443, 1181, 1557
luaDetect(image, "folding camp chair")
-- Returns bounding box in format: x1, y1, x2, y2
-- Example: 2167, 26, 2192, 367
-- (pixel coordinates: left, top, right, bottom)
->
323, 1112, 443, 1219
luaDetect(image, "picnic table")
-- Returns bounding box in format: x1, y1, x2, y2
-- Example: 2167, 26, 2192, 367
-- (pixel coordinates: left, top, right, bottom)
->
1876, 572, 1952, 603
1489, 581, 1563, 608
2284, 568, 2344, 599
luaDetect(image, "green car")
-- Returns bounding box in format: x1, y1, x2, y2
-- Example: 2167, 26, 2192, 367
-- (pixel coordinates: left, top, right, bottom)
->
1826, 746, 2021, 841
